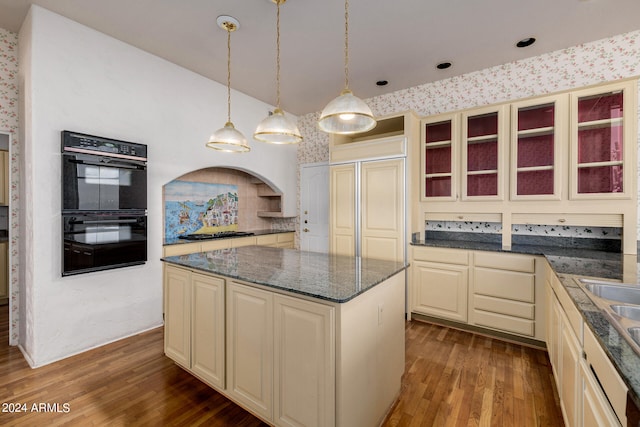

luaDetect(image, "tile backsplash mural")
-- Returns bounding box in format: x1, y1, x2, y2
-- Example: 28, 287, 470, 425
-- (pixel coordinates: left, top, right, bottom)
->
164, 180, 239, 239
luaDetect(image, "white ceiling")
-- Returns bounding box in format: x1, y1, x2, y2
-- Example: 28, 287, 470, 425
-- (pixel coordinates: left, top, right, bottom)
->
0, 0, 639, 115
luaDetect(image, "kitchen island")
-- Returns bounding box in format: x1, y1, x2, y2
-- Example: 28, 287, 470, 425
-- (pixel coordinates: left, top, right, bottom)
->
161, 245, 407, 427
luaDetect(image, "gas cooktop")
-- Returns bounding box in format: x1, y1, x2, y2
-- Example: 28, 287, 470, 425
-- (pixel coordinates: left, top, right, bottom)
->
178, 231, 255, 241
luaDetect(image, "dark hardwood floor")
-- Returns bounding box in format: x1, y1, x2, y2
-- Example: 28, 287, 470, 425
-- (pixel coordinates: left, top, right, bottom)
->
0, 305, 562, 426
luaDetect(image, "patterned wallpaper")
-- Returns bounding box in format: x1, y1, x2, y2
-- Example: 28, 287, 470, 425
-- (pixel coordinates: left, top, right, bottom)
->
0, 27, 19, 345
297, 29, 640, 241
299, 31, 640, 165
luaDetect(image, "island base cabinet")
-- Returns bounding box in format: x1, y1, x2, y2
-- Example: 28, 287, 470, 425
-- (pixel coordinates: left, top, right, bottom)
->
164, 267, 227, 390
227, 282, 337, 427
191, 273, 225, 390
274, 294, 336, 427
164, 263, 406, 427
336, 272, 405, 427
164, 266, 191, 369
227, 282, 274, 422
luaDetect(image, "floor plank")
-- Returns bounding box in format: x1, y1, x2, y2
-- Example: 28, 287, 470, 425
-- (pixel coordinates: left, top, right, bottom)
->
0, 307, 562, 426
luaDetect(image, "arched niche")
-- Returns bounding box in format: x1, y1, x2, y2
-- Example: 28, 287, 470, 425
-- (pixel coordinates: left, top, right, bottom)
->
162, 166, 288, 239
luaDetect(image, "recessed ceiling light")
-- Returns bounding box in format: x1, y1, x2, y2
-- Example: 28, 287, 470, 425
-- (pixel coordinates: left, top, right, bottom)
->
436, 62, 452, 70
516, 37, 536, 48
376, 80, 388, 86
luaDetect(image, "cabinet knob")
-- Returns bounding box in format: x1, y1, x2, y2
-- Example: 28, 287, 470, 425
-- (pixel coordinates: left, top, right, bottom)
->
303, 228, 309, 232
457, 216, 464, 220
558, 218, 566, 223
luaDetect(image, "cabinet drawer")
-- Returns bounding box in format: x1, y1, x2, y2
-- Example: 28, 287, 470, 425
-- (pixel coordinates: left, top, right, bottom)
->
412, 246, 469, 265
473, 294, 534, 319
474, 268, 535, 303
231, 236, 257, 248
256, 234, 278, 246
512, 213, 623, 228
584, 325, 628, 426
277, 232, 294, 243
473, 310, 535, 337
201, 240, 231, 251
474, 251, 535, 273
164, 242, 201, 256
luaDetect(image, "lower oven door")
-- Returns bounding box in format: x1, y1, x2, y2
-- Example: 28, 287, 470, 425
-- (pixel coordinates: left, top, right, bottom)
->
62, 213, 147, 276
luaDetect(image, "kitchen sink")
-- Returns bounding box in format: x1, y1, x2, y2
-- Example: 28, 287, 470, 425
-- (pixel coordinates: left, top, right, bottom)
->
629, 327, 640, 348
575, 277, 640, 356
578, 279, 640, 305
611, 305, 640, 321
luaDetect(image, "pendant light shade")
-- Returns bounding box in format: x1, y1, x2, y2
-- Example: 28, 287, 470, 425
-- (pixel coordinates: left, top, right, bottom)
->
254, 108, 302, 144
207, 16, 250, 153
206, 121, 248, 152
254, 0, 302, 144
318, 89, 376, 134
318, 0, 376, 135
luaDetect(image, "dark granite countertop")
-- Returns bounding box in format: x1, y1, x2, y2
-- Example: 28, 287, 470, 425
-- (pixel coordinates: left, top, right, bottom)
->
412, 237, 640, 407
163, 229, 294, 246
161, 245, 407, 303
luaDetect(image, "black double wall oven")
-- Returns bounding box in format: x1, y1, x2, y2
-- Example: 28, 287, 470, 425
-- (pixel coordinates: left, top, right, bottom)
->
62, 131, 148, 276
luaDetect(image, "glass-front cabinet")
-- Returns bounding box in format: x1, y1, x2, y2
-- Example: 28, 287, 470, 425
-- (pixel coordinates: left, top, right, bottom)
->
421, 113, 458, 201
510, 95, 566, 200
570, 81, 636, 199
461, 105, 507, 200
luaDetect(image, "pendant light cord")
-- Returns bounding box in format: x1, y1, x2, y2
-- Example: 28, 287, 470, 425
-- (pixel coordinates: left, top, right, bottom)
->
226, 26, 232, 124
344, 0, 349, 90
276, 1, 282, 109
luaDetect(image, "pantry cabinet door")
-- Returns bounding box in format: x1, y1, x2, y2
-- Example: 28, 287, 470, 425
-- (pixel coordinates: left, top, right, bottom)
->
361, 158, 405, 262
329, 164, 356, 257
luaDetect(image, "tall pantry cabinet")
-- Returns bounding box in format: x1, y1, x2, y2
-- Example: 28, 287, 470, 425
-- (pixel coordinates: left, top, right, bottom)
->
329, 112, 419, 264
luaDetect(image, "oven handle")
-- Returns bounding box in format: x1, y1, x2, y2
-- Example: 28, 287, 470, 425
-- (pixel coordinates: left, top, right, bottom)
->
66, 158, 146, 170
69, 219, 141, 225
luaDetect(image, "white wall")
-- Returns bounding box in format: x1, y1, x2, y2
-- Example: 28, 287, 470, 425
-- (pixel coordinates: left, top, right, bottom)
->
19, 6, 297, 366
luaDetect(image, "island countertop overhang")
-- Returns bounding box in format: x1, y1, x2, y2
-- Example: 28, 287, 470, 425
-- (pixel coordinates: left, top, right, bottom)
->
161, 245, 408, 303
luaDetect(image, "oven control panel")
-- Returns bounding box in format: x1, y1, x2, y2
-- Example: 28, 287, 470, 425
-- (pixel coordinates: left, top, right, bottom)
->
62, 130, 147, 160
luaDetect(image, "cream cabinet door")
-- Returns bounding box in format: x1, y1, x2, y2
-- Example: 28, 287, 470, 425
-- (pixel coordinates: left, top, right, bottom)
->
360, 158, 404, 262
191, 273, 225, 390
274, 294, 335, 427
545, 280, 560, 382
226, 282, 273, 422
164, 265, 191, 369
329, 164, 356, 257
569, 80, 637, 200
412, 261, 468, 322
581, 361, 621, 427
560, 306, 582, 427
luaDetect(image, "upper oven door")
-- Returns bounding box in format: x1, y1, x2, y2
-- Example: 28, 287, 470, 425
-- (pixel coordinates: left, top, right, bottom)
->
62, 152, 147, 211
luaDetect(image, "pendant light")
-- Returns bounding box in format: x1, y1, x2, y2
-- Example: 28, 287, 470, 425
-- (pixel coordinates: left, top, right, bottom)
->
206, 16, 250, 153
318, 0, 376, 135
254, 0, 303, 144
